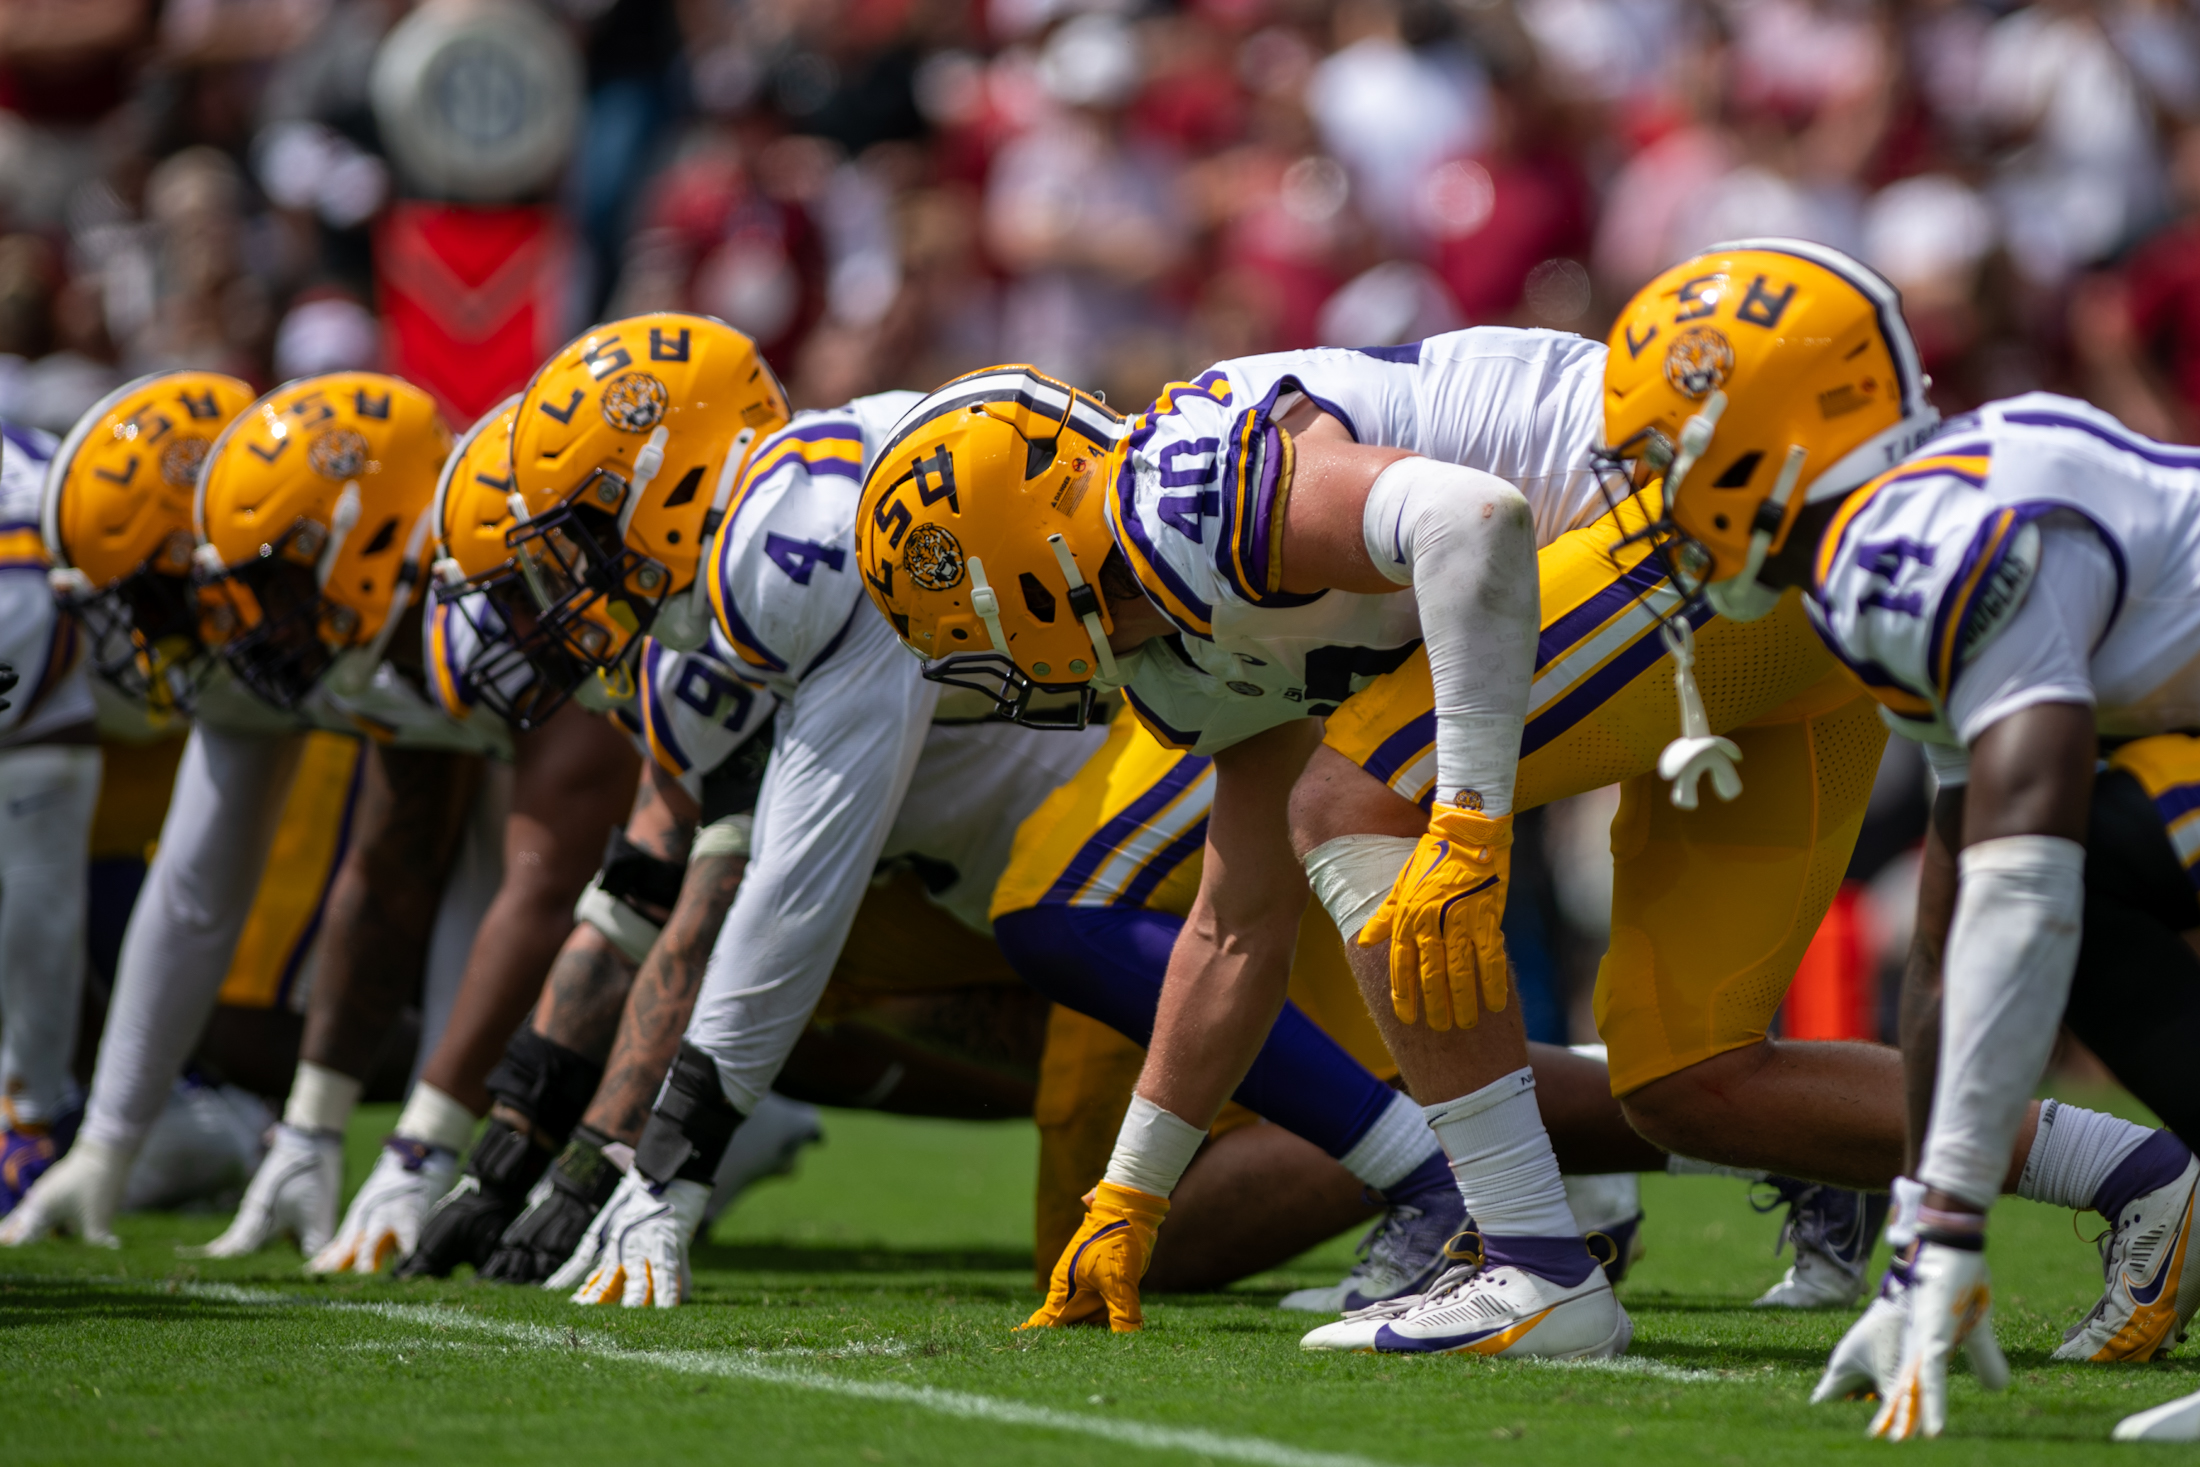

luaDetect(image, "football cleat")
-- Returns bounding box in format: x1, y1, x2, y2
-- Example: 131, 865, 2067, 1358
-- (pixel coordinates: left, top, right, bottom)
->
1368, 1257, 1630, 1358
1811, 1259, 1911, 1403
1566, 1173, 1647, 1286
2116, 1386, 2200, 1441
1751, 1176, 1887, 1308
186, 1123, 341, 1258
0, 1121, 57, 1218
549, 1169, 708, 1308
1300, 1235, 1484, 1351
1279, 1184, 1469, 1314
2055, 1152, 2200, 1362
307, 1137, 457, 1275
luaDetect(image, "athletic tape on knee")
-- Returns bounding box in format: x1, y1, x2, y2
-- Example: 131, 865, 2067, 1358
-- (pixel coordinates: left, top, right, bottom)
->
691, 813, 753, 861
636, 1041, 745, 1187
1304, 834, 1419, 942
485, 1028, 605, 1146
574, 881, 663, 965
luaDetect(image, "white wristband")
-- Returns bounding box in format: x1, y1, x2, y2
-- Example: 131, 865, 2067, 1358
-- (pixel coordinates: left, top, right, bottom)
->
282, 1060, 363, 1135
1101, 1093, 1206, 1198
394, 1082, 478, 1155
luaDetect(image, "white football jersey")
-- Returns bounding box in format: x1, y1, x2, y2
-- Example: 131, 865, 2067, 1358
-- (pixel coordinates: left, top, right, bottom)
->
684, 392, 1110, 1110
1810, 392, 2200, 752
1104, 328, 1608, 752
0, 424, 93, 748
630, 624, 776, 797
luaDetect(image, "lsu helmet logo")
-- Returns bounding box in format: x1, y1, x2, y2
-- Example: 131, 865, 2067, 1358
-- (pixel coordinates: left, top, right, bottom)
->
1664, 327, 1734, 399
601, 372, 669, 433
903, 521, 966, 591
308, 427, 372, 480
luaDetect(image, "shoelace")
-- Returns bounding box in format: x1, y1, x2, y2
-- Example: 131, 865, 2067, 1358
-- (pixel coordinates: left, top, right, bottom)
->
1339, 1230, 1489, 1322
1751, 1179, 1862, 1270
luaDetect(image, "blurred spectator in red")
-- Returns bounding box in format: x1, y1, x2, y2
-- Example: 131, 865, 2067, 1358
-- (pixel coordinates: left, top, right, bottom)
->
608, 124, 828, 381
2073, 125, 2200, 443
984, 12, 1190, 402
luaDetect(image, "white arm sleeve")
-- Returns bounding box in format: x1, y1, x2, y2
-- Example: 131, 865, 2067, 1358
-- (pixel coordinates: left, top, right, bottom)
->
1361, 456, 1539, 814
1945, 523, 2115, 746
1917, 833, 2085, 1209
79, 725, 305, 1151
682, 609, 940, 1111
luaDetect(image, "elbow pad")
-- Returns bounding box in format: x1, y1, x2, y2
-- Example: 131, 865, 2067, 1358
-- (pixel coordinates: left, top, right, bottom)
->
635, 1041, 745, 1187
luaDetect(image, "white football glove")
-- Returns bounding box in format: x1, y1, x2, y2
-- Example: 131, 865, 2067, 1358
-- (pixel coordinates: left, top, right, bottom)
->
0, 1137, 132, 1247
547, 1169, 707, 1308
1812, 1269, 1910, 1404
306, 1139, 456, 1275
186, 1124, 342, 1259
1869, 1241, 2009, 1440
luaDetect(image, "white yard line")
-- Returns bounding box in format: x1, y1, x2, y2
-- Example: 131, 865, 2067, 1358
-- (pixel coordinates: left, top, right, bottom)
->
165, 1283, 1408, 1467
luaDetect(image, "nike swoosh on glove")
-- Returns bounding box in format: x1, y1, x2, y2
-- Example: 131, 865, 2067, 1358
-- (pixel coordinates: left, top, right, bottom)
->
1869, 1242, 2009, 1440
1019, 1182, 1168, 1332
550, 1170, 708, 1308
306, 1138, 456, 1276
1358, 806, 1512, 1031
186, 1124, 341, 1258
0, 1137, 131, 1247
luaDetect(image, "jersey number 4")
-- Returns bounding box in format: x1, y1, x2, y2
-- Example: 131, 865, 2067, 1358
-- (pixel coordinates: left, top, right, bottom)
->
765, 532, 846, 585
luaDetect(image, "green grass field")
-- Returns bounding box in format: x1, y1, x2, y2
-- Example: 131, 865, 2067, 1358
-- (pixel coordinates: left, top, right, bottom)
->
7, 1094, 2194, 1465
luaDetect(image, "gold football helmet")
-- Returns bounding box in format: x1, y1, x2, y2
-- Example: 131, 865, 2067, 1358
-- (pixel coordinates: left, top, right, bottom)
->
476, 313, 789, 709
195, 373, 452, 707
1600, 238, 1940, 620
853, 366, 1127, 727
42, 369, 256, 713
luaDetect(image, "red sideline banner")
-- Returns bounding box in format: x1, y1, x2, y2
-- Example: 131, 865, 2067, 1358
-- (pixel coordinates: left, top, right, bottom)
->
374, 203, 573, 424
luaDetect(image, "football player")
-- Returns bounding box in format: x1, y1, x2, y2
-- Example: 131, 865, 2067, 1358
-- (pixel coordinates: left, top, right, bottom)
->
1, 372, 524, 1251
855, 342, 2183, 1356
1599, 239, 2200, 1437
0, 418, 97, 1214
492, 345, 1121, 1306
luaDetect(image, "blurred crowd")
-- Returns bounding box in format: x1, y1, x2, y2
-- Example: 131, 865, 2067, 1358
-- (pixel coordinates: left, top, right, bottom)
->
2, 0, 2184, 1049
10, 0, 2200, 431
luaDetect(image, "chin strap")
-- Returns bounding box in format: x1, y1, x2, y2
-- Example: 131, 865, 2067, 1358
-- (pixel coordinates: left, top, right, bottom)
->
1655, 616, 1743, 810
506, 491, 558, 613
967, 555, 1012, 654
316, 481, 362, 589
1047, 533, 1118, 681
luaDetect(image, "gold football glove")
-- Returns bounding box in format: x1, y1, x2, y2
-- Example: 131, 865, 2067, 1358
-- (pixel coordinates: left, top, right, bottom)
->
1359, 806, 1513, 1031
1019, 1182, 1168, 1332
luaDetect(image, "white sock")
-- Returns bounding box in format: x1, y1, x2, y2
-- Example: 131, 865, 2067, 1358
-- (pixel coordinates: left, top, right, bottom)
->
281, 1061, 362, 1135
1338, 1090, 1442, 1189
1423, 1068, 1577, 1237
1666, 1154, 1769, 1181
394, 1082, 477, 1154
1101, 1093, 1206, 1198
2017, 1099, 2150, 1212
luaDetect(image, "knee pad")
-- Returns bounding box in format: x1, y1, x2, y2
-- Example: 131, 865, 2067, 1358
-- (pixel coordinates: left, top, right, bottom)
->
1303, 834, 1418, 943
484, 1028, 604, 1147
635, 1041, 743, 1187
